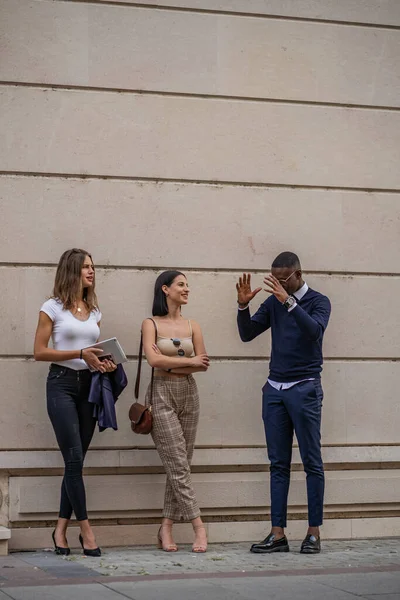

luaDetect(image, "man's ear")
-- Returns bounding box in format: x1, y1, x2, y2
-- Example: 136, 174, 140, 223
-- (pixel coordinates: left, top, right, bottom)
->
296, 270, 302, 280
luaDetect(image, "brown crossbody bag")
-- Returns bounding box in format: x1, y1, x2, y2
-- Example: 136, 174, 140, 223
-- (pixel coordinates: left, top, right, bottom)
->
129, 318, 156, 435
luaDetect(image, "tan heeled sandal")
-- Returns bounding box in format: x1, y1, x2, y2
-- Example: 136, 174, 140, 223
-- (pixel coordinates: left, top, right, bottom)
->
192, 525, 207, 553
157, 525, 178, 552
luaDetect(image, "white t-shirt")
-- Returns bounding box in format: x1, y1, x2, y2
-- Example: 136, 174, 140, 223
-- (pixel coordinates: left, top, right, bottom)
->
40, 298, 102, 370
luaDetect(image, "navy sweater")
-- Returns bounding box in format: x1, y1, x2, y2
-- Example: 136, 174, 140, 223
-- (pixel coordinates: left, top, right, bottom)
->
237, 288, 331, 382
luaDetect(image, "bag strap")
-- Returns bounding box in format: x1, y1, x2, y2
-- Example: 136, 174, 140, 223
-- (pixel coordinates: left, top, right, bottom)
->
134, 318, 157, 403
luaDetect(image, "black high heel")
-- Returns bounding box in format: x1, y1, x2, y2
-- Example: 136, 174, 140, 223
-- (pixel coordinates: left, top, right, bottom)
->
52, 529, 70, 556
79, 533, 101, 557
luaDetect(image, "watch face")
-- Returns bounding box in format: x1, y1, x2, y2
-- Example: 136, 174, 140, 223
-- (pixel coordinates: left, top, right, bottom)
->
285, 296, 295, 307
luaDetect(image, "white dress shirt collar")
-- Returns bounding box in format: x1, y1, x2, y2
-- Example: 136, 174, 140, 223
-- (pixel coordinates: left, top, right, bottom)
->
293, 282, 308, 301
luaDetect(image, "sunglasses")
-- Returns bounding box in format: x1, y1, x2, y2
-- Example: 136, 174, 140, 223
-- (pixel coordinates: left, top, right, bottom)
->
277, 271, 297, 285
171, 338, 185, 357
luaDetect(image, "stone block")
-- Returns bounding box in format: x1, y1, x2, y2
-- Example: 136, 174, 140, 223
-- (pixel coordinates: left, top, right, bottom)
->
1, 87, 399, 188
1, 2, 399, 106
1, 177, 399, 273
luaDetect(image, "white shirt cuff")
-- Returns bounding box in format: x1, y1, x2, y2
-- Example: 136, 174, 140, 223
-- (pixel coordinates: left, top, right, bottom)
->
288, 301, 298, 312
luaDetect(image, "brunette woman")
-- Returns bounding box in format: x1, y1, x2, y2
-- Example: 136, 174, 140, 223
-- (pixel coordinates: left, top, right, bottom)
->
142, 271, 210, 553
34, 248, 116, 556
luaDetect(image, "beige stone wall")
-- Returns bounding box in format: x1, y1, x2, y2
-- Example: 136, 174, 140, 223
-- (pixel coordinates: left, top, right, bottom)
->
0, 0, 399, 549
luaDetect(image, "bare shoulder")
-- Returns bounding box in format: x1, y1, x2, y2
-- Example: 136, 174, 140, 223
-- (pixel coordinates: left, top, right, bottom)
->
142, 317, 156, 329
189, 319, 203, 333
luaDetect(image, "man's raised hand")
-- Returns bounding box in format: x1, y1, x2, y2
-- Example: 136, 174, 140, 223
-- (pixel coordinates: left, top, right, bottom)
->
236, 273, 262, 306
263, 274, 289, 304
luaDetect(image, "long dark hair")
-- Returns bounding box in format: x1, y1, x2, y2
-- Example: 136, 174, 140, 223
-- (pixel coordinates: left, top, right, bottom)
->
52, 248, 99, 312
152, 270, 186, 316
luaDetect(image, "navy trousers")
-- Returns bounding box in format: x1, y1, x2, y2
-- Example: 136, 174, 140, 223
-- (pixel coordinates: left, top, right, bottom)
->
262, 379, 324, 528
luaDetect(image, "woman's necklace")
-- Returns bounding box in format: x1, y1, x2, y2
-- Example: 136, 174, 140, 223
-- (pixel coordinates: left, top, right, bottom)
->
75, 300, 86, 314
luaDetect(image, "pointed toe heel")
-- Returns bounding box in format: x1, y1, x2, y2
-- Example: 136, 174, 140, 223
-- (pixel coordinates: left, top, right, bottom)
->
79, 533, 101, 557
52, 529, 70, 556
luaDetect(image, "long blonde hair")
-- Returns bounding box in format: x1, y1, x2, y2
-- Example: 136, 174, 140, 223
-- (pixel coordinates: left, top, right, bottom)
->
52, 248, 99, 312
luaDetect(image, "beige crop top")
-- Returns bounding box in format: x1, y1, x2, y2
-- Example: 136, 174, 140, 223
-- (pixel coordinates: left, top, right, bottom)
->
155, 319, 194, 357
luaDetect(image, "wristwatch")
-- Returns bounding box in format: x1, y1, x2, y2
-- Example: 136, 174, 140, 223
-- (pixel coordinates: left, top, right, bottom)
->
283, 295, 296, 310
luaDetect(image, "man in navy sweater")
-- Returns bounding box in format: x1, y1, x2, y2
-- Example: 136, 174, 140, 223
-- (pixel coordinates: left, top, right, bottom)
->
237, 251, 331, 554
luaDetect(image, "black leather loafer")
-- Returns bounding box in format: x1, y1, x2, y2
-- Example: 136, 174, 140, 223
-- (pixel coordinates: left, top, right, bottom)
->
300, 534, 321, 554
250, 533, 289, 553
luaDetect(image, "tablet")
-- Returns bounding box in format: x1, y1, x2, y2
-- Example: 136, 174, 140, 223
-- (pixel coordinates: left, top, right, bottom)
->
83, 337, 127, 371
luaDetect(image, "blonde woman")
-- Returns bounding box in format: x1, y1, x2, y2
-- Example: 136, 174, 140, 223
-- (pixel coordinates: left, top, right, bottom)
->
142, 270, 209, 552
34, 248, 116, 556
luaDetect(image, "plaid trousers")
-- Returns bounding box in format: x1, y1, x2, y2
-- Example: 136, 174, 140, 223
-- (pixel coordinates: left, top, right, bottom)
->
147, 375, 200, 521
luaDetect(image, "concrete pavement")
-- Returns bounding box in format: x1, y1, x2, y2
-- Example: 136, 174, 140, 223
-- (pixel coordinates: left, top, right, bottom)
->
0, 537, 399, 599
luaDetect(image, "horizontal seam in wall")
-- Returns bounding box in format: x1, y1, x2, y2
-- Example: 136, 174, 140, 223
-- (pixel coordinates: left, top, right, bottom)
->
1, 81, 400, 112
0, 355, 399, 362
8, 516, 400, 532
59, 0, 400, 31
1, 263, 400, 277
1, 172, 400, 195
1, 443, 400, 451
3, 465, 400, 476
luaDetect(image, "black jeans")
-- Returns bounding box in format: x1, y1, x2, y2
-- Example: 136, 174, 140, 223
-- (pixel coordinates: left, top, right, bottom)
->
47, 364, 96, 521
